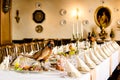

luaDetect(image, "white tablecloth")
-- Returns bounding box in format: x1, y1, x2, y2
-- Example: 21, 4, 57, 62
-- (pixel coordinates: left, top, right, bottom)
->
0, 70, 90, 80
0, 50, 119, 80
95, 57, 110, 80
110, 50, 119, 75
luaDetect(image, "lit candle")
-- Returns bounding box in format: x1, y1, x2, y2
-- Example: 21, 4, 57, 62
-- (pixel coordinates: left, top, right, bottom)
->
73, 22, 75, 35
77, 21, 79, 37
81, 21, 83, 38
76, 8, 79, 37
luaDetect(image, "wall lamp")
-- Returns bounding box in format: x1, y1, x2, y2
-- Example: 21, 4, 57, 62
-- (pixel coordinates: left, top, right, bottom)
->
2, 0, 11, 13
15, 10, 20, 23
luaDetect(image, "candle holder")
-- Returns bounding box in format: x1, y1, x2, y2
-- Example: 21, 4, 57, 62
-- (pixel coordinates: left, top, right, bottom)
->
72, 33, 82, 54
72, 33, 83, 41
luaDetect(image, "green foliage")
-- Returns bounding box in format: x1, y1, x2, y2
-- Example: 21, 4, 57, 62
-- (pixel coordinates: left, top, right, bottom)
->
69, 50, 76, 55
58, 50, 76, 56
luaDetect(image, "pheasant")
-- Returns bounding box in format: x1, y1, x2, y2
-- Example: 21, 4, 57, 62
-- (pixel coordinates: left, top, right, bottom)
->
34, 40, 54, 62
20, 40, 54, 62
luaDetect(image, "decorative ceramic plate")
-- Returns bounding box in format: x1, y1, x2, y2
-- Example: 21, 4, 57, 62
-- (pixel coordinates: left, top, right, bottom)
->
59, 9, 67, 16
33, 10, 45, 23
35, 2, 41, 8
60, 19, 66, 25
117, 20, 120, 25
35, 25, 43, 33
82, 20, 89, 25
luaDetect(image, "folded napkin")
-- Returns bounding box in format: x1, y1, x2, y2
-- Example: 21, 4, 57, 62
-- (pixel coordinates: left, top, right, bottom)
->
76, 56, 90, 72
93, 47, 104, 62
101, 45, 111, 57
65, 60, 81, 77
112, 41, 120, 50
106, 42, 115, 53
52, 46, 58, 54
0, 55, 11, 70
57, 46, 64, 53
84, 52, 96, 69
96, 45, 108, 59
89, 48, 101, 65
104, 44, 113, 55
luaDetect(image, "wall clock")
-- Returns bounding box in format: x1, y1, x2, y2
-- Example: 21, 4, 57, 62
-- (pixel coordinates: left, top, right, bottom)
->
33, 10, 45, 23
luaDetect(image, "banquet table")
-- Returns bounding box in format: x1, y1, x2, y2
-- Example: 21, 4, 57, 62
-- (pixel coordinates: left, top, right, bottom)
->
0, 50, 119, 80
95, 56, 110, 80
0, 70, 90, 80
110, 50, 120, 74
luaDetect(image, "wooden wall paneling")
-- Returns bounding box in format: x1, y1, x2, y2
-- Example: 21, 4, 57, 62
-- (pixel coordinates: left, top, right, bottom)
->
0, 0, 12, 45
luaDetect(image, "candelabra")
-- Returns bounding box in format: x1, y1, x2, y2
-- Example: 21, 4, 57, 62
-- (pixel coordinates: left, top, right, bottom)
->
72, 8, 84, 54
72, 33, 82, 54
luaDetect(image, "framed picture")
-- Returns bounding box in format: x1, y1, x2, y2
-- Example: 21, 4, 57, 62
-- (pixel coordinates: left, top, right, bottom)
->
94, 6, 111, 29
33, 10, 45, 23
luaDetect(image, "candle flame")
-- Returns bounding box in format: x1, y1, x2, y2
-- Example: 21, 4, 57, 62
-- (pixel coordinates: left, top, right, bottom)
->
72, 8, 80, 20
76, 8, 79, 20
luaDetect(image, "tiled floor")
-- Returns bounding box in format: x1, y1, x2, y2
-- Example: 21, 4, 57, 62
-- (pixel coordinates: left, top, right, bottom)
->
108, 63, 120, 80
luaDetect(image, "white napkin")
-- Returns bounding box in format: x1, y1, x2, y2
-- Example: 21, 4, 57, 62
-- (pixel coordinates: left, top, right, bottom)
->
76, 56, 90, 72
84, 53, 96, 69
65, 44, 70, 52
89, 48, 101, 65
57, 46, 64, 53
104, 44, 113, 55
110, 42, 116, 50
101, 45, 111, 57
112, 41, 120, 49
0, 55, 11, 70
65, 60, 81, 77
52, 46, 58, 54
107, 42, 115, 53
93, 47, 104, 62
96, 45, 108, 59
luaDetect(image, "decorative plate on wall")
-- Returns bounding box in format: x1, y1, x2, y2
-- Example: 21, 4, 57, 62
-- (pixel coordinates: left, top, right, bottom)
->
59, 9, 67, 16
35, 25, 43, 33
82, 20, 89, 25
33, 10, 45, 23
60, 19, 66, 25
117, 20, 120, 25
35, 2, 41, 8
